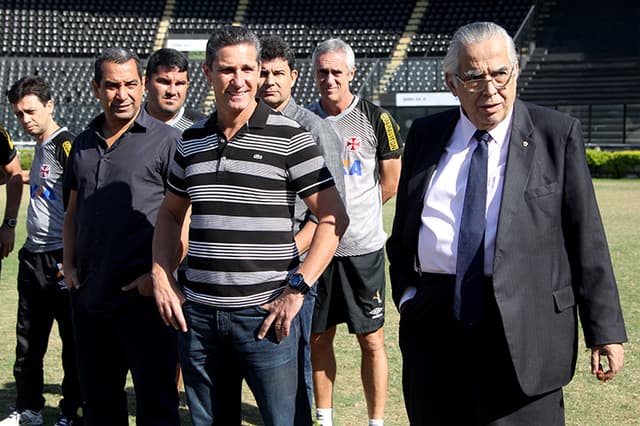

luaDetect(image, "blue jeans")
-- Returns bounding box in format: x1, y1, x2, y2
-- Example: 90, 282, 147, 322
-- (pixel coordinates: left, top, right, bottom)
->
179, 301, 303, 426
295, 286, 316, 425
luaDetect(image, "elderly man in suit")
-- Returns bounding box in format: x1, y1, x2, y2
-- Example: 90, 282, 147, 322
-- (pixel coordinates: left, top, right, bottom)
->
387, 21, 626, 425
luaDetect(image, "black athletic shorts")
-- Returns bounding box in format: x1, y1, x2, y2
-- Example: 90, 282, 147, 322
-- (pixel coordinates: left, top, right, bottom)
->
312, 248, 385, 334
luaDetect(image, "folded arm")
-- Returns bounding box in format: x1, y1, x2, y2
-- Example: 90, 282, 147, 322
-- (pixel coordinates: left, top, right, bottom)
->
258, 186, 348, 340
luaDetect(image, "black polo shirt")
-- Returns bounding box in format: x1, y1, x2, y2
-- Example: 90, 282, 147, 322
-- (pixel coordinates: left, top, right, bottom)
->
0, 125, 17, 274
0, 125, 17, 166
64, 108, 181, 311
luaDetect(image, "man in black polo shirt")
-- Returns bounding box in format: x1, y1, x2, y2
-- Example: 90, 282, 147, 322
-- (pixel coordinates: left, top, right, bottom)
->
142, 46, 206, 394
0, 125, 24, 268
63, 48, 181, 425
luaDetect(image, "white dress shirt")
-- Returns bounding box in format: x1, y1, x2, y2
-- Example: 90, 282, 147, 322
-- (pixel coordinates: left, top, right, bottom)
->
400, 107, 513, 308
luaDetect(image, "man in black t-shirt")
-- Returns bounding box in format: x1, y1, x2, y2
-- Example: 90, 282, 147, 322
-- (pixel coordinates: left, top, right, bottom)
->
0, 125, 24, 268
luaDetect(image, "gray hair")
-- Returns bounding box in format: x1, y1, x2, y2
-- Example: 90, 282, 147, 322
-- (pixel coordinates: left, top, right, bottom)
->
443, 22, 518, 76
94, 47, 142, 83
205, 25, 261, 68
312, 38, 355, 72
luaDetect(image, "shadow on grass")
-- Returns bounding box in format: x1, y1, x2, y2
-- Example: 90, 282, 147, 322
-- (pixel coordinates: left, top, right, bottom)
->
240, 402, 263, 425
0, 381, 17, 415
0, 382, 68, 422
124, 386, 263, 425
0, 381, 263, 425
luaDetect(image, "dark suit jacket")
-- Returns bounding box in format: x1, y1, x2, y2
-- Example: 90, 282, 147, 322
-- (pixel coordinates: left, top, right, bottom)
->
386, 99, 627, 396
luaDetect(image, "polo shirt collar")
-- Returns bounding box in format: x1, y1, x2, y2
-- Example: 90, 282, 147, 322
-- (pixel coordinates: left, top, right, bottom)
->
317, 95, 359, 120
141, 102, 186, 127
282, 97, 298, 116
40, 126, 68, 146
203, 98, 270, 133
88, 107, 151, 135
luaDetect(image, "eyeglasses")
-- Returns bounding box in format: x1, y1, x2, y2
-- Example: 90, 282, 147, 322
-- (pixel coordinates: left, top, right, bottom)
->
455, 67, 515, 93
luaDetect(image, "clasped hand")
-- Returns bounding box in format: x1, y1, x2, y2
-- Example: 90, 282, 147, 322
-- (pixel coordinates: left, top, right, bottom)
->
591, 343, 624, 382
257, 288, 304, 342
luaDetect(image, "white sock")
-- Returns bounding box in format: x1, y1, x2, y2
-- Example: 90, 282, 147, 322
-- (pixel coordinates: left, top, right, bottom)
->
316, 408, 333, 426
369, 420, 384, 426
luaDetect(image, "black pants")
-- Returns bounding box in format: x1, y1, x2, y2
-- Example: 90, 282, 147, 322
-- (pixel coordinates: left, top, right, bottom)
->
399, 273, 565, 426
71, 294, 179, 426
14, 248, 82, 418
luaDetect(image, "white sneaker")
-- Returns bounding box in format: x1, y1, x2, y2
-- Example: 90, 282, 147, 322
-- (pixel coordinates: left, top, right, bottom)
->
0, 409, 43, 426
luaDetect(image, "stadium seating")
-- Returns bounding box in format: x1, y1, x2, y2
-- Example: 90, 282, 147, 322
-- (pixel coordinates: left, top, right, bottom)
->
0, 57, 98, 138
171, 0, 237, 33
517, 0, 640, 146
386, 59, 447, 93
406, 0, 533, 57
0, 1, 164, 57
0, 0, 639, 146
244, 0, 412, 58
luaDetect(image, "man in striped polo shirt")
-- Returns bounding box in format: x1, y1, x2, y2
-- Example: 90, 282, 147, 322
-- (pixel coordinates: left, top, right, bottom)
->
151, 26, 348, 426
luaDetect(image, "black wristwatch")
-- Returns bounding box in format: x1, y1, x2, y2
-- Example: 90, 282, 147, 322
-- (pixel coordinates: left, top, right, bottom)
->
3, 218, 17, 228
287, 273, 311, 295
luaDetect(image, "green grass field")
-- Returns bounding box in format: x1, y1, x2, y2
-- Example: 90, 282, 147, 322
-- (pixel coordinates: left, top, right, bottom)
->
0, 179, 638, 425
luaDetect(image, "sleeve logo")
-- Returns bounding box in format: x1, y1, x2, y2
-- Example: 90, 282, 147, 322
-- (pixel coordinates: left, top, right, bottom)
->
380, 113, 399, 151
62, 140, 72, 157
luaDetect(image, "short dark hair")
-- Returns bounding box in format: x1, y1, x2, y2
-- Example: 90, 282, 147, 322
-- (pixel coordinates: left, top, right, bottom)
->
7, 75, 52, 105
145, 48, 190, 80
260, 35, 296, 71
205, 25, 260, 68
94, 47, 142, 83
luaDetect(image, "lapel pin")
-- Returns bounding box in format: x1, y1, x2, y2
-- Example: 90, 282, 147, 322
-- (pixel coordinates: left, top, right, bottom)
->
522, 140, 529, 147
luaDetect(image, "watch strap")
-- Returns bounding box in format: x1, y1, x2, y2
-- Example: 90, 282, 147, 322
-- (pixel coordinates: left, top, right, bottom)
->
3, 218, 17, 228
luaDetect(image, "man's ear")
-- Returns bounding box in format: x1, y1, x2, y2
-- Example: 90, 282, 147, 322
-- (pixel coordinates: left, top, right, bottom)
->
445, 73, 457, 97
203, 63, 212, 84
45, 99, 54, 114
290, 69, 299, 88
91, 80, 100, 99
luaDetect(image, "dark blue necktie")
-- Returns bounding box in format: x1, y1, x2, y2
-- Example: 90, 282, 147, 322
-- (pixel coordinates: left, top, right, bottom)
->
454, 129, 490, 327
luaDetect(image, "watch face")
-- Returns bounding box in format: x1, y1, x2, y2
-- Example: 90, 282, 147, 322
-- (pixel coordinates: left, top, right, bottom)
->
288, 273, 309, 294
290, 274, 304, 287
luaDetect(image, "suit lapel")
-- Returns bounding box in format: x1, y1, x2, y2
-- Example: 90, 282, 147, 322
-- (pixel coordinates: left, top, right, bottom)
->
495, 100, 536, 252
